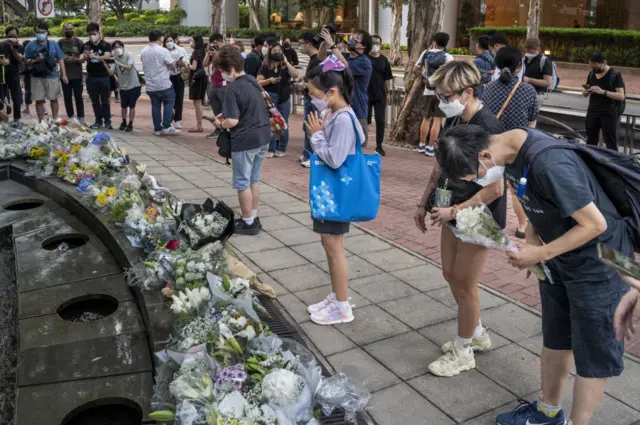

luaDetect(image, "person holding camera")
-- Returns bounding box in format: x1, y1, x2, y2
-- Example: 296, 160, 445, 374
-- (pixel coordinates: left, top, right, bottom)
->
24, 22, 67, 122
84, 23, 113, 130
318, 26, 373, 146
0, 26, 24, 121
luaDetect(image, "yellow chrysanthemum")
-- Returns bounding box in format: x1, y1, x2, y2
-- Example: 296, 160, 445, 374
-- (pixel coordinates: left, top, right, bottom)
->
107, 187, 117, 197
71, 145, 81, 153
97, 193, 108, 205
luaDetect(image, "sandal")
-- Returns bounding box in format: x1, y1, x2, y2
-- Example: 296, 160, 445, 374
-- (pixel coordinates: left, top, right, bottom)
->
515, 229, 526, 239
188, 128, 204, 133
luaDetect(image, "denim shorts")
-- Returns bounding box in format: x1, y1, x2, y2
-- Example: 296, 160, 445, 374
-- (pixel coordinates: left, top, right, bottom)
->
231, 144, 269, 190
540, 271, 629, 378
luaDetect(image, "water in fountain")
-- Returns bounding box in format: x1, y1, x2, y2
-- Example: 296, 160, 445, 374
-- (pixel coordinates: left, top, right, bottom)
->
0, 226, 17, 425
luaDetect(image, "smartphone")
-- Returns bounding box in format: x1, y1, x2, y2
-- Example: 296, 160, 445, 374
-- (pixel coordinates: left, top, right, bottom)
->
598, 243, 640, 280
582, 84, 590, 89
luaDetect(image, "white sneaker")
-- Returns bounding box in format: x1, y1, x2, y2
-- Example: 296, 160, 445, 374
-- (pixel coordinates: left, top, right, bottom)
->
424, 146, 435, 157
441, 329, 492, 354
174, 121, 182, 129
161, 126, 180, 135
275, 151, 286, 158
310, 301, 354, 325
307, 293, 336, 314
428, 346, 475, 377
153, 131, 162, 136
299, 155, 305, 162
301, 159, 311, 168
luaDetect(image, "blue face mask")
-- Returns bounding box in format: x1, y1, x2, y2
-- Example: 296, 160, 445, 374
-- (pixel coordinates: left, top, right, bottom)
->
36, 33, 47, 42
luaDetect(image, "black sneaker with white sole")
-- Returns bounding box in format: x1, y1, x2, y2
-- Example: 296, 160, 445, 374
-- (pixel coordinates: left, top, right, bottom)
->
234, 218, 260, 235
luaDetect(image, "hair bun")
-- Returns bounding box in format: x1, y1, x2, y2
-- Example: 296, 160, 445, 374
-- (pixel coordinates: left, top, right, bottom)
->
499, 67, 512, 84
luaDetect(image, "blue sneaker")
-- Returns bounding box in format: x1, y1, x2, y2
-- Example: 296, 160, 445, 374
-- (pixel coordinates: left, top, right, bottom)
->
90, 122, 102, 130
413, 144, 426, 153
496, 400, 566, 425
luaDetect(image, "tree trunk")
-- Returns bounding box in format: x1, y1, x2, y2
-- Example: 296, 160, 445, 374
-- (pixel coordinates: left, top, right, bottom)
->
248, 0, 261, 30
87, 0, 101, 25
211, 0, 226, 35
527, 0, 542, 39
389, 0, 403, 66
389, 0, 445, 145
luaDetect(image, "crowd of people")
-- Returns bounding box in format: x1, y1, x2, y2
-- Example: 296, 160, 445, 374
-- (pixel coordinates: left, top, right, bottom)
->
1, 22, 638, 425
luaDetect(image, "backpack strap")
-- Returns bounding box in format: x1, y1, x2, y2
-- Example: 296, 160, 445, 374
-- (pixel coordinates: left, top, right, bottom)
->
539, 55, 546, 73
496, 81, 521, 119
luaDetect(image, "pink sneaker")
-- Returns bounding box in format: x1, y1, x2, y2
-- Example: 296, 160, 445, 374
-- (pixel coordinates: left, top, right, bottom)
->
310, 302, 354, 325
307, 293, 336, 314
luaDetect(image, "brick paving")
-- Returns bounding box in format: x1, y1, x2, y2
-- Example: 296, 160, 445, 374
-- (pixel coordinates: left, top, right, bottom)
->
71, 93, 640, 358
113, 129, 640, 425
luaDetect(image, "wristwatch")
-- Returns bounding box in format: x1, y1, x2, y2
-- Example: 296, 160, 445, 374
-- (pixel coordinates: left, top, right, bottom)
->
329, 45, 337, 50
604, 90, 609, 96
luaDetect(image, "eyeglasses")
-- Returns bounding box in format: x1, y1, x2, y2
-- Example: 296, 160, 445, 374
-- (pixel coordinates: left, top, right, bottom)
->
434, 91, 461, 104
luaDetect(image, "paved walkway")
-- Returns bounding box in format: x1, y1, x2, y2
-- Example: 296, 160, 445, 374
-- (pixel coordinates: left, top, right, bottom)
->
112, 128, 640, 425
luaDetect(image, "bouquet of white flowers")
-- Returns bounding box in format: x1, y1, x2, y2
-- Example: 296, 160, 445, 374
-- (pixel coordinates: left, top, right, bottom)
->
453, 205, 552, 282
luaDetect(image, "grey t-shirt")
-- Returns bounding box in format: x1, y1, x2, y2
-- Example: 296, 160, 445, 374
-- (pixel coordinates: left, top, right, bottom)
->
222, 75, 271, 152
505, 128, 634, 283
114, 52, 140, 91
57, 38, 84, 80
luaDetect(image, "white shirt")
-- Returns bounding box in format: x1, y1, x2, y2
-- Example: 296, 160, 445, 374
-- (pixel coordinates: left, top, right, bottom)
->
141, 43, 175, 92
167, 45, 187, 76
415, 49, 454, 96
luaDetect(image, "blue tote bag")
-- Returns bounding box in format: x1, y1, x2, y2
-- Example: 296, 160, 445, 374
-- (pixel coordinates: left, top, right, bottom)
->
309, 112, 381, 222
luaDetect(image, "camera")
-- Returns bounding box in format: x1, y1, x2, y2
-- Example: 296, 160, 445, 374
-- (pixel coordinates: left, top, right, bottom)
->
35, 46, 47, 55
313, 23, 337, 46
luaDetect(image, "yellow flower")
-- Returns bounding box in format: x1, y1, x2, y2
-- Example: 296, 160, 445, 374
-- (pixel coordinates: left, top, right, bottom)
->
71, 145, 81, 154
107, 187, 117, 197
120, 147, 127, 156
97, 192, 108, 206
55, 150, 64, 158
58, 153, 69, 165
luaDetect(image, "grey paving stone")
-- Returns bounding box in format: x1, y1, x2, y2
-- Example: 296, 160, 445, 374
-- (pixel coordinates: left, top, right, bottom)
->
269, 201, 310, 214
295, 286, 371, 310
337, 305, 411, 345
349, 274, 419, 303
475, 343, 541, 395
291, 241, 354, 263
361, 248, 427, 272
427, 287, 508, 310
605, 358, 640, 411
563, 376, 640, 425
270, 226, 319, 246
343, 234, 392, 255
230, 232, 284, 254
174, 188, 210, 202
193, 177, 229, 188
316, 256, 384, 281
516, 334, 543, 355
162, 179, 198, 191
391, 264, 449, 292
260, 215, 303, 232
205, 186, 242, 198
246, 247, 308, 272
168, 165, 204, 174
409, 369, 514, 423
256, 273, 289, 296
365, 332, 439, 379
461, 399, 521, 425
344, 226, 365, 237
379, 293, 456, 329
327, 348, 400, 392
257, 184, 280, 194
144, 165, 174, 175
300, 322, 356, 357
481, 304, 542, 342
260, 191, 300, 205
276, 294, 310, 323
215, 196, 241, 209
288, 212, 314, 227
368, 383, 456, 425
269, 263, 329, 292
158, 159, 192, 167
419, 319, 510, 352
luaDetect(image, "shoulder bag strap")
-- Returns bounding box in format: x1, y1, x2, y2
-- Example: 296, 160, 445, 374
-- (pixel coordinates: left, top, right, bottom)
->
496, 81, 521, 119
345, 112, 363, 154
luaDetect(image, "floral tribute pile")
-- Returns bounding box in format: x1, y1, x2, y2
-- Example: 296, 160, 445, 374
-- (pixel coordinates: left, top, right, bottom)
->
0, 120, 370, 425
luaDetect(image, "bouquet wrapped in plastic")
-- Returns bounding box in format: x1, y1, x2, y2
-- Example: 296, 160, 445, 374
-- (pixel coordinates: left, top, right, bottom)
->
452, 205, 553, 283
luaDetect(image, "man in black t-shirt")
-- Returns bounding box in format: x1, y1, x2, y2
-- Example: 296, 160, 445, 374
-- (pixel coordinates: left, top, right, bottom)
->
84, 23, 113, 129
243, 34, 266, 78
583, 52, 625, 151
522, 38, 553, 103
367, 35, 393, 156
0, 26, 24, 121
58, 22, 86, 122
299, 32, 321, 167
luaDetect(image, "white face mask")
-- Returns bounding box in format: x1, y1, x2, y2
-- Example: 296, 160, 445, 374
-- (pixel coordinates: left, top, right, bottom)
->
439, 99, 466, 118
261, 46, 268, 56
166, 42, 175, 50
115, 48, 124, 56
221, 71, 235, 82
371, 44, 381, 53
474, 157, 505, 187
311, 97, 328, 112
90, 34, 100, 44
525, 53, 538, 59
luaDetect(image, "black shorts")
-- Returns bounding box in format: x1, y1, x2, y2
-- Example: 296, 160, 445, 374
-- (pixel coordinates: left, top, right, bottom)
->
120, 86, 141, 109
423, 95, 446, 118
312, 218, 350, 235
109, 75, 118, 91
540, 269, 628, 378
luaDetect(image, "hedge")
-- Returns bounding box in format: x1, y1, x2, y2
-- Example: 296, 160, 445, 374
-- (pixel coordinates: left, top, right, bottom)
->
469, 26, 640, 67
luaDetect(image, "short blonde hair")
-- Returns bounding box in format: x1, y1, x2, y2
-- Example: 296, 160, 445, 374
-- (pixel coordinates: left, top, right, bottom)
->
429, 61, 481, 94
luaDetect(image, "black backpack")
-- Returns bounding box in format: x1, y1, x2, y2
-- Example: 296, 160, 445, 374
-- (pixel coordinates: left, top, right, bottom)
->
422, 50, 447, 90
588, 69, 626, 116
475, 54, 495, 86
522, 129, 640, 252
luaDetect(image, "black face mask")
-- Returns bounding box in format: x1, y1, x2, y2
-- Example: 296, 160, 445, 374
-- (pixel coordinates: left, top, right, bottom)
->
593, 67, 606, 74
270, 52, 284, 62
65, 31, 74, 38
283, 42, 291, 49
